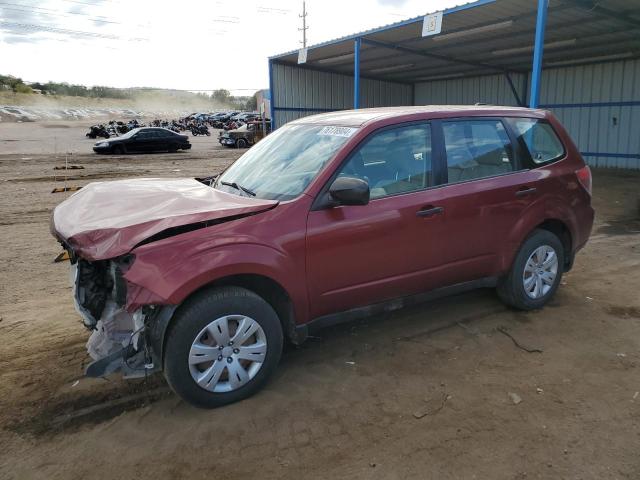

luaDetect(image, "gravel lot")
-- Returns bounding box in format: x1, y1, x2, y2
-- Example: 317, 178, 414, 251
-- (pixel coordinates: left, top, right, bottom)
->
1, 120, 639, 480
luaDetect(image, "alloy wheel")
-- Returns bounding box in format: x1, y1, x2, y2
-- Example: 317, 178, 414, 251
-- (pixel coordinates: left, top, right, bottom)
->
522, 245, 559, 299
188, 315, 267, 393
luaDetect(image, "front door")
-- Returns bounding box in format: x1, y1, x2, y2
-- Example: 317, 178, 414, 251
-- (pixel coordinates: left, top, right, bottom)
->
132, 130, 155, 152
306, 122, 448, 319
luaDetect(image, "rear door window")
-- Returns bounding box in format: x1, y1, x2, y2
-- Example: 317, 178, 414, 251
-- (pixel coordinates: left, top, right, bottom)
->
506, 118, 565, 165
442, 119, 515, 184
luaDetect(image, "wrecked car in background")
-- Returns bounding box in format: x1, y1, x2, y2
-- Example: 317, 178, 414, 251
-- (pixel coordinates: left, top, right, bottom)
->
51, 106, 594, 409
218, 119, 271, 148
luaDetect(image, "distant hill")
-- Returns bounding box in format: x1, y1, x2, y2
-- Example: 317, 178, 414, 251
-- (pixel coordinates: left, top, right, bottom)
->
0, 74, 257, 118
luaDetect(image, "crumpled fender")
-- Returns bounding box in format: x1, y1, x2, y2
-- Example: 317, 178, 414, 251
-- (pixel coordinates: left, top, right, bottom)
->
123, 227, 309, 325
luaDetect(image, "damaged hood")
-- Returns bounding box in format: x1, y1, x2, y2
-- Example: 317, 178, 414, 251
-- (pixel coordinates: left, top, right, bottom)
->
52, 178, 278, 260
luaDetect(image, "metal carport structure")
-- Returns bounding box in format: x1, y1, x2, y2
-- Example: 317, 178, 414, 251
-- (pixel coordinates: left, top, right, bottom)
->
268, 0, 640, 169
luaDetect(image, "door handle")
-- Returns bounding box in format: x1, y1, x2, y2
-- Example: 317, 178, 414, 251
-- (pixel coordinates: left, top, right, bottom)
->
515, 187, 537, 197
416, 206, 444, 217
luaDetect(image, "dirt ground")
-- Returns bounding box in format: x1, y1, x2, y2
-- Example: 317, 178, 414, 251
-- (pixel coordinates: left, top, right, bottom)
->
1, 121, 639, 480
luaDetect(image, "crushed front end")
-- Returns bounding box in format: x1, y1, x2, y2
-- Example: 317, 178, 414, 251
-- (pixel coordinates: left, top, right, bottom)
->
68, 252, 160, 378
50, 177, 279, 380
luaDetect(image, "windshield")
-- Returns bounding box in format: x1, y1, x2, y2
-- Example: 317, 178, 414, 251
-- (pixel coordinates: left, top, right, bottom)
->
215, 124, 356, 200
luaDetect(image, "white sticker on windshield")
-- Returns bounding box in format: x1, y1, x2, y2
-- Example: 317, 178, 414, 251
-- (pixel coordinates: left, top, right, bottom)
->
317, 126, 358, 138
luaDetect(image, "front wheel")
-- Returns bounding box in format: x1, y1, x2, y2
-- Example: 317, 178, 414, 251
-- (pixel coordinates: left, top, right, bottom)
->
112, 144, 125, 155
497, 229, 564, 310
236, 138, 248, 148
164, 286, 283, 408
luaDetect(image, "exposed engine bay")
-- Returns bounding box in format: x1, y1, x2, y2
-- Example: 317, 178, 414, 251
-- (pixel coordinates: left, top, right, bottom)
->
71, 254, 153, 377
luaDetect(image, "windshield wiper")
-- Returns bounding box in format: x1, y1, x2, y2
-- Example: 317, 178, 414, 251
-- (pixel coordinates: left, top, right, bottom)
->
220, 180, 256, 197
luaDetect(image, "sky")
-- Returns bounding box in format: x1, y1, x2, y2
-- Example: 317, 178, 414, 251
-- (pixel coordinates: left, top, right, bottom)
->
0, 0, 462, 94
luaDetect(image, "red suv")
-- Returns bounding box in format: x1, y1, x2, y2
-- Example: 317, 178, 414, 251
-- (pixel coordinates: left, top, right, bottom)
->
52, 106, 594, 408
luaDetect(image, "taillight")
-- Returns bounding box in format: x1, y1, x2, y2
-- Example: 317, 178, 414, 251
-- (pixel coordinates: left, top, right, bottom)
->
576, 165, 592, 196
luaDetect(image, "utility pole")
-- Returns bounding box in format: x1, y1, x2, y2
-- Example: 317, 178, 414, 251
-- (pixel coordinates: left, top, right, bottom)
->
298, 0, 308, 48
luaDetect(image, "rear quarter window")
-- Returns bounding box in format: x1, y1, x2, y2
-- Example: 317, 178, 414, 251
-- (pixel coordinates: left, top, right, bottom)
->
507, 118, 565, 166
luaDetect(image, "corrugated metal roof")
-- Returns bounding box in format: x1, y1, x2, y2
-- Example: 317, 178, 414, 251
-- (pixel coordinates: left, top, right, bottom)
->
271, 0, 640, 84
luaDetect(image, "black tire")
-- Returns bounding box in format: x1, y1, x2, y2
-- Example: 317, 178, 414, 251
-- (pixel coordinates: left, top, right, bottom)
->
163, 286, 283, 408
497, 229, 564, 310
237, 138, 248, 148
168, 144, 178, 153
112, 144, 125, 155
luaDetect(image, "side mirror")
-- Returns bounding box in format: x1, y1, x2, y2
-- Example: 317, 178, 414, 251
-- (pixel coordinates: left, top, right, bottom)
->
329, 176, 370, 206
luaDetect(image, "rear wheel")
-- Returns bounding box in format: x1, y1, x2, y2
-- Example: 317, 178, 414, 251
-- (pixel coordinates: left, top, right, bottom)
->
236, 138, 248, 148
164, 286, 283, 408
497, 229, 564, 310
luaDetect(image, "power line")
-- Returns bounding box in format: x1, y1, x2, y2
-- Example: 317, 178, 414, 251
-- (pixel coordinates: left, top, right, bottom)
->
59, 0, 118, 6
0, 20, 147, 41
212, 15, 240, 24
257, 6, 290, 15
0, 2, 150, 29
0, 3, 121, 25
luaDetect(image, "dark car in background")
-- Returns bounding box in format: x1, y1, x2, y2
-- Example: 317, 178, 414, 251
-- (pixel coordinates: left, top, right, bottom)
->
93, 127, 191, 154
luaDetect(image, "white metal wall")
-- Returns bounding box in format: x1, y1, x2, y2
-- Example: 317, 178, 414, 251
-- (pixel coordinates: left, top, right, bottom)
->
414, 73, 526, 107
413, 60, 640, 169
271, 62, 412, 127
535, 59, 640, 170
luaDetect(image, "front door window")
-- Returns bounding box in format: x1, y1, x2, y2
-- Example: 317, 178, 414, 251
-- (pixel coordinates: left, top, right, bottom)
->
337, 123, 432, 199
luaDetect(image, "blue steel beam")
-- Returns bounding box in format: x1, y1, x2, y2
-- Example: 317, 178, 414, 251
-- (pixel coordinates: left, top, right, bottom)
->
505, 72, 525, 106
529, 0, 549, 108
354, 37, 361, 109
268, 59, 276, 129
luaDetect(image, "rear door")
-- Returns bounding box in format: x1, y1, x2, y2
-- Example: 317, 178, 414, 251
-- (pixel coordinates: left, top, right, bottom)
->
154, 130, 170, 151
428, 117, 543, 282
306, 122, 451, 318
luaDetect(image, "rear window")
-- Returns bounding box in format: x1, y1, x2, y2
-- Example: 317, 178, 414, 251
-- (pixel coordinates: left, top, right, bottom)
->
507, 118, 565, 165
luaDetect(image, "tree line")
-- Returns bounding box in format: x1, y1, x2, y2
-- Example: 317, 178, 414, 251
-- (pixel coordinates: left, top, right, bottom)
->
1, 74, 259, 110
